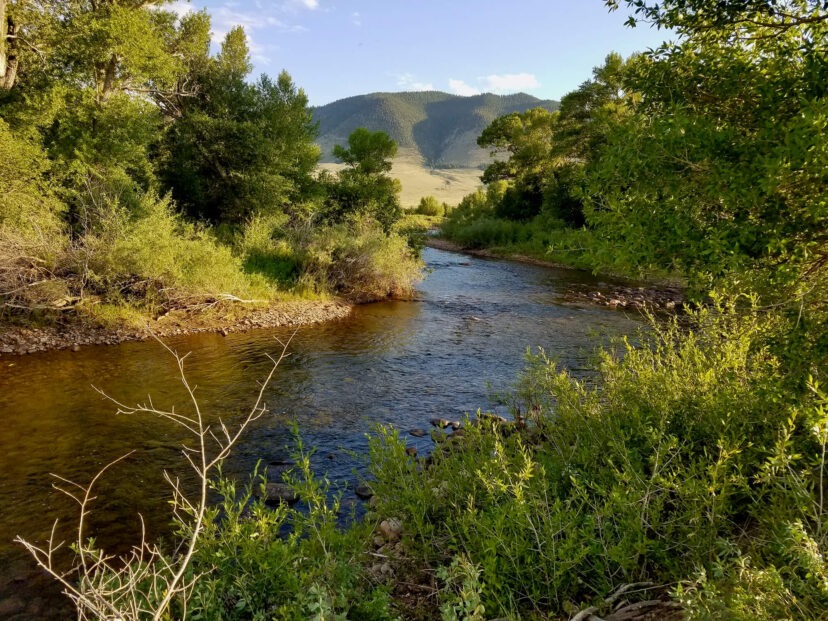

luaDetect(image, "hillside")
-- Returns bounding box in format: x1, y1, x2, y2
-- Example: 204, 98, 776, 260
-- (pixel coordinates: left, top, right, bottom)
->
313, 91, 559, 205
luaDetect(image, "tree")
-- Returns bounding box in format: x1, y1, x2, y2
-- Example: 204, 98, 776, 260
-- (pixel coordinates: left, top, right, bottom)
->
590, 0, 827, 281
477, 108, 557, 221
332, 127, 397, 175
159, 27, 320, 223
326, 128, 402, 232
541, 52, 632, 227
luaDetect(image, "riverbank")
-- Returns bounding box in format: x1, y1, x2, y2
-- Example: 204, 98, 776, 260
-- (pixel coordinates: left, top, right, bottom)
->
425, 236, 685, 312
0, 299, 352, 356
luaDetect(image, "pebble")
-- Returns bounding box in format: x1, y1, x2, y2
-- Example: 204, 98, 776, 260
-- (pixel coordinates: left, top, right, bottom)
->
0, 301, 353, 356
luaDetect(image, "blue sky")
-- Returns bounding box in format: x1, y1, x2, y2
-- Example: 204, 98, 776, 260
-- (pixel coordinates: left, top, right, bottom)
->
168, 1, 673, 106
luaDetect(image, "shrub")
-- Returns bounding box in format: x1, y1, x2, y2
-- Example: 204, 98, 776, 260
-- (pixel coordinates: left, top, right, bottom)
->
297, 220, 422, 301
415, 195, 442, 216
367, 302, 828, 619
84, 193, 272, 310
184, 442, 394, 620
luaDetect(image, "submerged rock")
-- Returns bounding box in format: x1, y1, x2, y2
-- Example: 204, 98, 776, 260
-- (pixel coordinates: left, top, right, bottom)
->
263, 482, 298, 505
355, 483, 374, 499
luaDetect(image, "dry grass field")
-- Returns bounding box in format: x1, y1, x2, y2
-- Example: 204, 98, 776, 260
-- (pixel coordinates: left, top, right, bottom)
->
318, 148, 483, 208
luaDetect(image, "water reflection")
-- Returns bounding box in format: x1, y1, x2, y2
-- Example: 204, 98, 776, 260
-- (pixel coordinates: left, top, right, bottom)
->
0, 248, 644, 619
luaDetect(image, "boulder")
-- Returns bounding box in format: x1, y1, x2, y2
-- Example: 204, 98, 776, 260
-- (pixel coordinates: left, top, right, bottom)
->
355, 483, 374, 499
378, 518, 402, 542
263, 482, 298, 505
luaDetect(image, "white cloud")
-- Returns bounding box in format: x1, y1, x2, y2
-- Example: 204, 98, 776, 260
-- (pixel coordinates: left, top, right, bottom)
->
293, 0, 319, 9
449, 73, 540, 97
207, 4, 309, 64
480, 73, 540, 93
351, 11, 362, 27
397, 73, 434, 91
164, 1, 194, 19
448, 79, 480, 97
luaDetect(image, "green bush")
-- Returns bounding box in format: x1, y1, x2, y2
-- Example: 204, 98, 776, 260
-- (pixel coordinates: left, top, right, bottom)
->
85, 193, 272, 308
366, 302, 828, 619
415, 195, 442, 216
183, 442, 393, 620
297, 220, 422, 301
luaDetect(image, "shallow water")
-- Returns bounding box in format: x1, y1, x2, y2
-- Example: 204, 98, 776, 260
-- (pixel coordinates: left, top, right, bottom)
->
0, 248, 644, 619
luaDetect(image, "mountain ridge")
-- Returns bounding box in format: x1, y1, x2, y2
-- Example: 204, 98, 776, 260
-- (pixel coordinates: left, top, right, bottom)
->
313, 91, 560, 169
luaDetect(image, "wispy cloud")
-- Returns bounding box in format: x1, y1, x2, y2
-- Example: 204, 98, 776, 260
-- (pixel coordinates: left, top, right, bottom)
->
449, 73, 540, 96
200, 3, 310, 65
351, 11, 362, 27
158, 2, 315, 66
398, 73, 434, 91
480, 73, 540, 93
448, 79, 480, 96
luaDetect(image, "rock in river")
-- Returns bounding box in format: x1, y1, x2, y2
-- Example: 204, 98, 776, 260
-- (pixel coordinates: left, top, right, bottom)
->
355, 483, 374, 499
264, 482, 298, 505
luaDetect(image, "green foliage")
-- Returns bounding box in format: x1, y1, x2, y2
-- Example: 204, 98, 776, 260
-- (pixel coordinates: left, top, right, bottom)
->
182, 445, 394, 620
160, 36, 320, 223
478, 107, 557, 221
368, 303, 828, 619
333, 127, 397, 175
294, 220, 422, 301
239, 213, 302, 286
414, 195, 443, 217
325, 129, 403, 233
85, 193, 266, 303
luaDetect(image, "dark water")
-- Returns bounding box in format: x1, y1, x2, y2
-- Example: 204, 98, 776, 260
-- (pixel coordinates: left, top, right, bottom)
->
0, 248, 643, 619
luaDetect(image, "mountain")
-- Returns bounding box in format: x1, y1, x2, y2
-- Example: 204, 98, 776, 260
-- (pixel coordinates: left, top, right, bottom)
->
313, 91, 559, 206
313, 91, 560, 168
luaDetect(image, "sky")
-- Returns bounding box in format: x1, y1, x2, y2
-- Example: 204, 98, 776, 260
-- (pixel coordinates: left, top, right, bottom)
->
167, 0, 673, 106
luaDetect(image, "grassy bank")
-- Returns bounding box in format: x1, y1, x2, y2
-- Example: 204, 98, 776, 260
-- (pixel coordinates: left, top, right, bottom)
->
1, 192, 422, 350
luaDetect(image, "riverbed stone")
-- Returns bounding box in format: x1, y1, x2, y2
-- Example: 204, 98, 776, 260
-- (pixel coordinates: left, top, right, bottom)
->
409, 428, 427, 437
264, 482, 298, 505
355, 483, 374, 499
429, 418, 451, 429
378, 517, 402, 542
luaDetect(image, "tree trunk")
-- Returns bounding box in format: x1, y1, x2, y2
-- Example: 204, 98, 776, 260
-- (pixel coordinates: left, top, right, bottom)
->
100, 53, 118, 102
0, 0, 7, 82
0, 0, 18, 91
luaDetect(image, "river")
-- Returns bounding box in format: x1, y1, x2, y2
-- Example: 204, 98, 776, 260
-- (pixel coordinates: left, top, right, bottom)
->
0, 248, 644, 619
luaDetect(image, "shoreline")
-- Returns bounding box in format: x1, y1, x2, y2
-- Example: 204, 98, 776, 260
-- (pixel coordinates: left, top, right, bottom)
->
426, 236, 686, 312
424, 236, 573, 269
0, 299, 353, 356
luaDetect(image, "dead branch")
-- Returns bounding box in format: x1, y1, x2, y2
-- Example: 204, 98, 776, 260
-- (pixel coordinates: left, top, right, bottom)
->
16, 332, 294, 620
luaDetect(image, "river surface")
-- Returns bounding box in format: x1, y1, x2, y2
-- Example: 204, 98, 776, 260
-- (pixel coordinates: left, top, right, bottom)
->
0, 248, 644, 619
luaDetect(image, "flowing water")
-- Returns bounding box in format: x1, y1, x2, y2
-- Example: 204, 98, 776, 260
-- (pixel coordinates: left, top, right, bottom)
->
0, 248, 645, 619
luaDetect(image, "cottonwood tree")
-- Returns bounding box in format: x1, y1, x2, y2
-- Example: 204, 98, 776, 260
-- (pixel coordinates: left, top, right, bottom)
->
325, 128, 402, 233
159, 26, 320, 223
